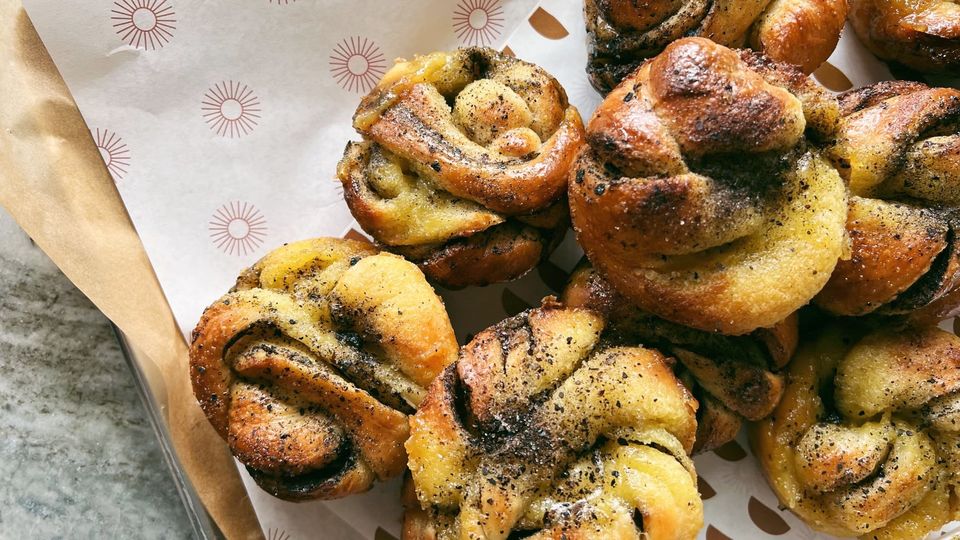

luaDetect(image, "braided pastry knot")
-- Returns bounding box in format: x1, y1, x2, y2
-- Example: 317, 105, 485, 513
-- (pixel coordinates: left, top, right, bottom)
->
816, 81, 960, 322
584, 0, 847, 91
752, 325, 960, 539
338, 47, 584, 288
848, 0, 960, 73
570, 37, 848, 336
562, 260, 797, 453
189, 238, 458, 500
404, 301, 703, 540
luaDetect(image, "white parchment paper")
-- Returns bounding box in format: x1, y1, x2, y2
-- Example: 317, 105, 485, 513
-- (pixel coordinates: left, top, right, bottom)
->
20, 0, 960, 538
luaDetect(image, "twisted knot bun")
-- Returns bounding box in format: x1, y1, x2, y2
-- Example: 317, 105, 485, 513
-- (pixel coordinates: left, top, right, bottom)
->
562, 260, 796, 453
849, 0, 960, 73
189, 238, 457, 500
585, 0, 847, 91
817, 81, 960, 322
570, 37, 847, 335
752, 325, 960, 538
404, 301, 703, 539
338, 47, 584, 288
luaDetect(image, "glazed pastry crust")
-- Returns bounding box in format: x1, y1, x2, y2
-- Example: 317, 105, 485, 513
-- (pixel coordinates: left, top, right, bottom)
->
749, 0, 849, 74
404, 301, 703, 539
562, 260, 796, 453
338, 47, 583, 287
751, 325, 960, 538
570, 38, 847, 335
189, 238, 458, 500
585, 0, 847, 91
817, 81, 960, 322
848, 0, 960, 73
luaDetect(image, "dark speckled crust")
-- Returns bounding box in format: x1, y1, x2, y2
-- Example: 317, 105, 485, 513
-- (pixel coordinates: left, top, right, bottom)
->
404, 301, 703, 539
561, 260, 796, 453
338, 47, 583, 288
570, 38, 847, 335
397, 220, 567, 289
752, 325, 960, 538
189, 238, 458, 501
848, 0, 960, 74
584, 0, 847, 92
817, 81, 960, 322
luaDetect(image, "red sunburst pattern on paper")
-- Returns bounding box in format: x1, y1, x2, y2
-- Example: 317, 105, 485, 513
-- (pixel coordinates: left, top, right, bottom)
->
92, 128, 130, 182
111, 0, 176, 50
209, 201, 268, 256
453, 0, 504, 46
329, 37, 387, 93
202, 81, 262, 138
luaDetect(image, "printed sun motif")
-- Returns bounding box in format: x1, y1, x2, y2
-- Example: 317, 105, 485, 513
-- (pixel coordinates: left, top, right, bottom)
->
453, 0, 504, 46
329, 36, 387, 93
202, 81, 262, 138
267, 528, 291, 540
209, 201, 268, 256
569, 78, 604, 117
92, 128, 130, 182
111, 0, 176, 50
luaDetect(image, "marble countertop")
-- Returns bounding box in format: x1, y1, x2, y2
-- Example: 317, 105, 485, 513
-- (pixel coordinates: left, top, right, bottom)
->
0, 205, 195, 538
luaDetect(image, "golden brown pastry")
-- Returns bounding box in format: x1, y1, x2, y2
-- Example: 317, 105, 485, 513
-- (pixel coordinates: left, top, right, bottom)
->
404, 301, 703, 539
562, 260, 796, 453
752, 324, 960, 539
848, 0, 960, 73
585, 0, 848, 91
570, 37, 848, 335
338, 47, 584, 288
189, 238, 458, 500
817, 81, 960, 323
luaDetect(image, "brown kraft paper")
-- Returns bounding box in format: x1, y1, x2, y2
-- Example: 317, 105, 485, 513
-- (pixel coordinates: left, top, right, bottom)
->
0, 2, 261, 537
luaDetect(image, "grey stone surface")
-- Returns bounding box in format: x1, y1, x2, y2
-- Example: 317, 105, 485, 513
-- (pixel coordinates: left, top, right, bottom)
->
0, 206, 194, 539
